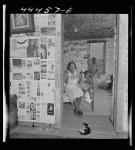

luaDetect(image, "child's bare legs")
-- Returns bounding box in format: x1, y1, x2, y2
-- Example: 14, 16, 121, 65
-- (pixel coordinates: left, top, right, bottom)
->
73, 98, 80, 112
88, 87, 93, 100
73, 96, 83, 115
76, 96, 83, 114
83, 90, 87, 100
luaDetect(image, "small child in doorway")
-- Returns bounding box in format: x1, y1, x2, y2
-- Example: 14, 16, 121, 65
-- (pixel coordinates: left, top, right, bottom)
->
79, 70, 94, 101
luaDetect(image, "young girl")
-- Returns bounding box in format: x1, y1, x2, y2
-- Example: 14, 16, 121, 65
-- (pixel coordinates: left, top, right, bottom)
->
79, 70, 94, 101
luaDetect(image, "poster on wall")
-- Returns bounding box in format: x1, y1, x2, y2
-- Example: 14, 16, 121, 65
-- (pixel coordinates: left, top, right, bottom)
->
40, 102, 46, 122
38, 14, 48, 27
10, 48, 27, 58
47, 80, 55, 102
33, 15, 40, 36
34, 71, 40, 80
41, 60, 47, 79
26, 101, 31, 121
10, 37, 17, 50
47, 103, 54, 115
26, 81, 38, 98
41, 28, 55, 36
36, 81, 40, 97
12, 59, 22, 69
13, 73, 23, 80
48, 21, 55, 26
36, 102, 41, 122
26, 72, 33, 80
47, 59, 55, 79
40, 80, 48, 101
27, 38, 40, 58
12, 59, 26, 74
26, 81, 31, 98
33, 58, 40, 71
39, 37, 47, 59
10, 37, 28, 58
10, 80, 19, 95
16, 37, 28, 49
48, 14, 56, 20
18, 81, 26, 99
17, 100, 26, 121
26, 59, 33, 72
47, 36, 55, 58
25, 101, 37, 121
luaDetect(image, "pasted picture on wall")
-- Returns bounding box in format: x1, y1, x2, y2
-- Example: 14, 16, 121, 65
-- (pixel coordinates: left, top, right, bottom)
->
47, 103, 54, 115
27, 60, 33, 72
18, 101, 25, 109
47, 60, 55, 79
27, 73, 33, 80
40, 43, 47, 59
48, 21, 55, 26
34, 71, 40, 80
13, 73, 23, 80
29, 102, 36, 120
12, 59, 22, 69
39, 37, 47, 59
27, 39, 39, 57
48, 14, 56, 20
41, 28, 55, 36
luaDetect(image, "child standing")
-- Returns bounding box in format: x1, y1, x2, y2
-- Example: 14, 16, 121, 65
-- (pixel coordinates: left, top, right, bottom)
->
79, 70, 94, 101
90, 57, 98, 89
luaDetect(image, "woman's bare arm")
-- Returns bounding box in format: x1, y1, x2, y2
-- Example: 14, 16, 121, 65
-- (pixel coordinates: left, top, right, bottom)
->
64, 70, 69, 84
77, 72, 83, 84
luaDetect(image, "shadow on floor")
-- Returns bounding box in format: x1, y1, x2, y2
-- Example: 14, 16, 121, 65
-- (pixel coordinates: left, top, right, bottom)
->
10, 132, 65, 139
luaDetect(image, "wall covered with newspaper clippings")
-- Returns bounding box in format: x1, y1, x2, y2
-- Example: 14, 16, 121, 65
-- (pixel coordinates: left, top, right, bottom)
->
64, 40, 89, 73
10, 14, 56, 124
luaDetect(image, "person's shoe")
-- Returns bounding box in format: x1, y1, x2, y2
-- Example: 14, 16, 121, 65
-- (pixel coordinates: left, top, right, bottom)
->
79, 110, 83, 115
73, 109, 79, 115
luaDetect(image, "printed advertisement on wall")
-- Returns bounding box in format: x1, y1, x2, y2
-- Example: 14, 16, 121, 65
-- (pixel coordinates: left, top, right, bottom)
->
10, 37, 28, 58
27, 37, 40, 58
17, 100, 26, 121
47, 59, 55, 80
40, 36, 47, 59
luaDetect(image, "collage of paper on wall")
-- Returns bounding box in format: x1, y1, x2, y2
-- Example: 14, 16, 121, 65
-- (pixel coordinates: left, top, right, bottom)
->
64, 40, 89, 73
10, 14, 56, 124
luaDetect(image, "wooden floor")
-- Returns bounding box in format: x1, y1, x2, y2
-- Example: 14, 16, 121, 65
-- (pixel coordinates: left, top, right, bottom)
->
62, 88, 115, 133
63, 88, 113, 116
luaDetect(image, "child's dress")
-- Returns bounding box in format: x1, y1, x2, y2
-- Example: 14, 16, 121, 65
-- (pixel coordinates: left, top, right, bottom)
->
79, 75, 93, 103
79, 76, 90, 91
65, 70, 83, 103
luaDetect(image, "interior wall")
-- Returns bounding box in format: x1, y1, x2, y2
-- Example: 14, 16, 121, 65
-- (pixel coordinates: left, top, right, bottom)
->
64, 40, 88, 73
89, 42, 104, 74
64, 38, 115, 77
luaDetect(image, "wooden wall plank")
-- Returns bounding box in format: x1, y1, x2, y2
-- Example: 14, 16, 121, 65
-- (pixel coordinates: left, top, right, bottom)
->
55, 14, 63, 128
115, 14, 128, 132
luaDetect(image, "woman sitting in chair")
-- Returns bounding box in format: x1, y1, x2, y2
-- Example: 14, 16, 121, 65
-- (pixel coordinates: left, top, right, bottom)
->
64, 62, 84, 116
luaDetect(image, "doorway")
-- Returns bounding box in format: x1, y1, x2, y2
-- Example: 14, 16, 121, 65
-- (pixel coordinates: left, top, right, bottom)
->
61, 14, 117, 133
62, 40, 115, 132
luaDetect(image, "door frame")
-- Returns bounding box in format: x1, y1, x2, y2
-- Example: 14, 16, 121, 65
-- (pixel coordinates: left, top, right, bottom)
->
87, 40, 106, 74
87, 40, 106, 111
60, 14, 127, 132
